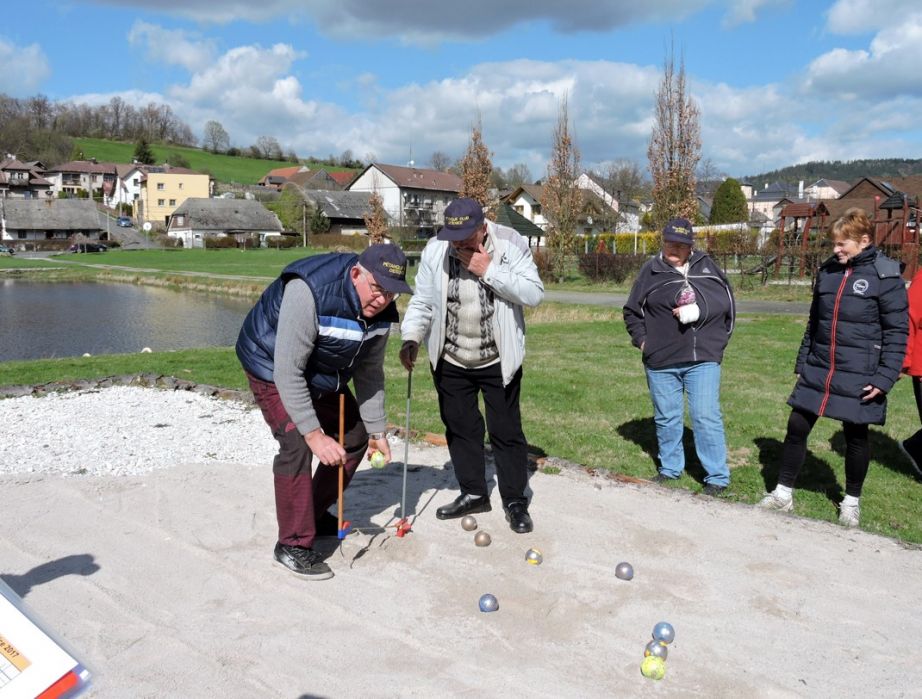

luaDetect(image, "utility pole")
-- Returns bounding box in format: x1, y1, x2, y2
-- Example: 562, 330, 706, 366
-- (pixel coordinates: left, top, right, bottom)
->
302, 203, 307, 247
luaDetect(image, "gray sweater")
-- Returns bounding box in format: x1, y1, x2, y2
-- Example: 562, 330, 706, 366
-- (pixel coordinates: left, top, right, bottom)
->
274, 278, 389, 436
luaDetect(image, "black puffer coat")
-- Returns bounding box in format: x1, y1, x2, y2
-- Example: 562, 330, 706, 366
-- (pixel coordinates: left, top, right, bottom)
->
789, 246, 907, 425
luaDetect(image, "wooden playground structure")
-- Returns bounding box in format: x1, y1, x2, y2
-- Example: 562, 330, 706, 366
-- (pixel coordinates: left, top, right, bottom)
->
774, 193, 920, 279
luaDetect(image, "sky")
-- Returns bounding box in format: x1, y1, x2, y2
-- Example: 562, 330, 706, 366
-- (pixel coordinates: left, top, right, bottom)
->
2, 0, 920, 179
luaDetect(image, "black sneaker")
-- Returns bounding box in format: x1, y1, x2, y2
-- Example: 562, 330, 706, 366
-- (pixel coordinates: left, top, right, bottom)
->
652, 473, 675, 484
315, 511, 340, 537
702, 484, 728, 497
273, 543, 334, 580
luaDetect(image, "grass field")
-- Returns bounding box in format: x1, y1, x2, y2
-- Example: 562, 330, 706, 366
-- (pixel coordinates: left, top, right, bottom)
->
74, 137, 359, 185
2, 303, 921, 544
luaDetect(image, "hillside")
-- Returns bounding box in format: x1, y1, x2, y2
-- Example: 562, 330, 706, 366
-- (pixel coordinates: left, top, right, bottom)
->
73, 137, 359, 185
742, 158, 922, 186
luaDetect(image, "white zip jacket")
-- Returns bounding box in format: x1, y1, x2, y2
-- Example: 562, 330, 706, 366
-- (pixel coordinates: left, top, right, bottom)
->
400, 220, 544, 386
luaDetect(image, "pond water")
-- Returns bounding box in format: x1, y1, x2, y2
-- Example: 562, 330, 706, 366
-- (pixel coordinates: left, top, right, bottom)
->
0, 280, 254, 361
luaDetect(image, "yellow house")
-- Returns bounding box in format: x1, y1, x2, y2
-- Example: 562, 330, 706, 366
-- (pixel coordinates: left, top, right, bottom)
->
138, 167, 211, 227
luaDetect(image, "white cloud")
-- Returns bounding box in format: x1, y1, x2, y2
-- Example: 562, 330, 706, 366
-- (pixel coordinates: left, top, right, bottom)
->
127, 21, 216, 72
0, 38, 50, 95
805, 12, 922, 99
825, 0, 920, 33
722, 0, 789, 28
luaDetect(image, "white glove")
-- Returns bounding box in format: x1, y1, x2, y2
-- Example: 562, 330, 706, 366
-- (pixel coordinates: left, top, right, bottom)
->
677, 303, 700, 324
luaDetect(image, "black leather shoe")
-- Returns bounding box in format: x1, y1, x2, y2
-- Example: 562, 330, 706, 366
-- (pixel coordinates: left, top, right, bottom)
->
436, 493, 491, 519
504, 502, 533, 533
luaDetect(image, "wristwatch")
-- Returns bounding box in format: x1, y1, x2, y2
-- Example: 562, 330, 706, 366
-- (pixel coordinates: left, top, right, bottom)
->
369, 432, 386, 440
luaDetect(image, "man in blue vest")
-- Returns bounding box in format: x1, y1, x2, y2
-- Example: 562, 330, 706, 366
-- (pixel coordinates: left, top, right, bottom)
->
237, 244, 412, 580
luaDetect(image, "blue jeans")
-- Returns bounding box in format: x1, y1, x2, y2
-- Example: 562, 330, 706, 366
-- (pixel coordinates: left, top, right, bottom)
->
645, 361, 730, 486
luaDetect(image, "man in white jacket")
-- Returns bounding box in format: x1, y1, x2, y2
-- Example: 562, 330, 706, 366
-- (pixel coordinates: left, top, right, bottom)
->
399, 197, 544, 533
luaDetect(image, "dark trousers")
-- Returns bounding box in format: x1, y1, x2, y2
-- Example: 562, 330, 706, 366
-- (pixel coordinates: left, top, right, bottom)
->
904, 377, 922, 450
778, 408, 870, 497
247, 374, 368, 548
432, 360, 528, 506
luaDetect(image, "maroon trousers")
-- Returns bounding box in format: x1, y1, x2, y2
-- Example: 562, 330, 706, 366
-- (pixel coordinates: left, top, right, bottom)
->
247, 374, 368, 548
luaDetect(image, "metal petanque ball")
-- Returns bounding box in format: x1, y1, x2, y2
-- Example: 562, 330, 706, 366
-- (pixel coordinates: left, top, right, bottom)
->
652, 621, 675, 645
640, 655, 666, 680
615, 561, 634, 581
474, 531, 492, 547
644, 640, 668, 660
461, 515, 478, 531
525, 548, 543, 565
369, 451, 387, 469
479, 593, 499, 613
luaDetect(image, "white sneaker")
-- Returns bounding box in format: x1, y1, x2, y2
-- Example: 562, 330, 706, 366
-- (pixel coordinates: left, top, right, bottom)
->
838, 501, 860, 528
757, 491, 793, 512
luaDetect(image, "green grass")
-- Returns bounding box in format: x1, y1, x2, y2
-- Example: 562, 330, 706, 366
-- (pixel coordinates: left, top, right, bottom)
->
74, 137, 359, 185
3, 304, 921, 544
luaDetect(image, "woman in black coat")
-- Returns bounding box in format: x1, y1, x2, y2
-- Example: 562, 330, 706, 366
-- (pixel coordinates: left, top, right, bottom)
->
758, 208, 908, 527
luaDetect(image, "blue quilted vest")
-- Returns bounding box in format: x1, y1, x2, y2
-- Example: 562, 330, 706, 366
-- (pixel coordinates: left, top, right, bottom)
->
236, 253, 397, 393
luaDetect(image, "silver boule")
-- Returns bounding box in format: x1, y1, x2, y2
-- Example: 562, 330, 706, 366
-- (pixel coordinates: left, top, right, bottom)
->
474, 531, 492, 547
525, 548, 543, 565
644, 640, 668, 660
615, 561, 634, 580
652, 621, 675, 645
479, 593, 499, 612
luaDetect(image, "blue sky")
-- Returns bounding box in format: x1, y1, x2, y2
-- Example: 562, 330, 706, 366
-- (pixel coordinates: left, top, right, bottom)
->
2, 1, 919, 179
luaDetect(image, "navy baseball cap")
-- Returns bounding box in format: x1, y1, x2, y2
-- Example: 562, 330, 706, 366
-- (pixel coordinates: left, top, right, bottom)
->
357, 244, 412, 294
437, 198, 485, 241
662, 217, 694, 244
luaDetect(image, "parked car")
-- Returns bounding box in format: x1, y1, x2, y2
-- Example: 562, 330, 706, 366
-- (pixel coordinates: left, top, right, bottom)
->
117, 216, 133, 227
68, 243, 107, 253
0, 244, 14, 256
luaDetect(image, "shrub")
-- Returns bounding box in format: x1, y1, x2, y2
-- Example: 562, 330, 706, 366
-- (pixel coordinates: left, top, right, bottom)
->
577, 253, 648, 283
531, 249, 552, 281
268, 235, 301, 249
310, 233, 368, 251
204, 235, 238, 249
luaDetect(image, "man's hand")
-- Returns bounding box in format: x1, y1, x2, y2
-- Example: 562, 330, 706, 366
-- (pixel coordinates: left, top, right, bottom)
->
455, 243, 491, 277
399, 340, 419, 371
368, 435, 392, 463
305, 428, 346, 465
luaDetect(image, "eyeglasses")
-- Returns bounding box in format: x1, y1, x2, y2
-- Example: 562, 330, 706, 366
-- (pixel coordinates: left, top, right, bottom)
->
362, 270, 399, 302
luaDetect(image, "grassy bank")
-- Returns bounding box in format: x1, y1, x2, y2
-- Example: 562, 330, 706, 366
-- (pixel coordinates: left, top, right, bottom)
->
74, 137, 359, 185
2, 305, 921, 544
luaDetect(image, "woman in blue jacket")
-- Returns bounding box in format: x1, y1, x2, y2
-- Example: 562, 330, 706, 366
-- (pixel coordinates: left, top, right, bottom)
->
758, 208, 908, 527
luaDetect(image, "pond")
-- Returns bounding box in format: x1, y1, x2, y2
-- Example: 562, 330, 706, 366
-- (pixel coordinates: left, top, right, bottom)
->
0, 280, 254, 361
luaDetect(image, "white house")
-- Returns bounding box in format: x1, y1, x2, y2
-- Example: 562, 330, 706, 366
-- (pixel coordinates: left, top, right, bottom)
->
504, 184, 548, 230
166, 198, 283, 248
348, 163, 462, 235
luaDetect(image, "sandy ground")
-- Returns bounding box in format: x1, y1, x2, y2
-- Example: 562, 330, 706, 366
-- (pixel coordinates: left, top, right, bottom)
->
3, 431, 922, 699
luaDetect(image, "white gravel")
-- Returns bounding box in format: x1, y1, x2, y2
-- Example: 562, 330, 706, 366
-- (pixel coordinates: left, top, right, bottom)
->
0, 386, 275, 476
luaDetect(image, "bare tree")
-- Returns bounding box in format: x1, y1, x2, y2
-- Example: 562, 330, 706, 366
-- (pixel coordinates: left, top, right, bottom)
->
543, 96, 582, 282
429, 151, 452, 171
364, 191, 389, 244
647, 47, 701, 230
605, 159, 649, 231
506, 162, 533, 189
257, 135, 283, 160
696, 157, 726, 197
203, 120, 230, 153
458, 117, 498, 218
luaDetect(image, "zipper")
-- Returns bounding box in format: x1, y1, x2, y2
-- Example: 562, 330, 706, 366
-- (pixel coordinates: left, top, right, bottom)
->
818, 268, 851, 416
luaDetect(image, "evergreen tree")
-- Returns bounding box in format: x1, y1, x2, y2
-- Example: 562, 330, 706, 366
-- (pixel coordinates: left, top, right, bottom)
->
709, 177, 749, 224
133, 138, 155, 165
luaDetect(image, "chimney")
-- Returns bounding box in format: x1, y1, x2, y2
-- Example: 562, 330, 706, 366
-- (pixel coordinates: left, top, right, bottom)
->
798, 180, 804, 199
